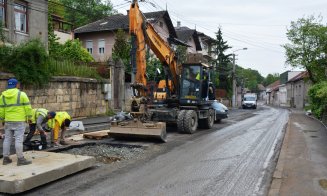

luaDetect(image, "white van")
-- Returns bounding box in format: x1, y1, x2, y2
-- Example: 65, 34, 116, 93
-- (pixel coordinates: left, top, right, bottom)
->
242, 93, 257, 109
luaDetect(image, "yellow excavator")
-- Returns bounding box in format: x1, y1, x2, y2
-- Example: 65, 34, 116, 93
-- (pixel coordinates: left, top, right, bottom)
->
109, 0, 216, 142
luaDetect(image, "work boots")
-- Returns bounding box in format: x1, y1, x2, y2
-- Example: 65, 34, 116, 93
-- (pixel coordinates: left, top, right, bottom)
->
17, 157, 32, 166
3, 157, 12, 165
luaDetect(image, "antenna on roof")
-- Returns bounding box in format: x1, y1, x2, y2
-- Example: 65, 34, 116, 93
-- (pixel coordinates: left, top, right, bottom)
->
166, 3, 167, 11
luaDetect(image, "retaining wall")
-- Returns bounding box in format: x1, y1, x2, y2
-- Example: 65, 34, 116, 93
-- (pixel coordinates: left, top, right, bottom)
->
0, 73, 110, 118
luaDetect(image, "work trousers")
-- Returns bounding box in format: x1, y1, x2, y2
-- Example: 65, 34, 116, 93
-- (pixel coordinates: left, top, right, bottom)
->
3, 122, 26, 159
24, 124, 47, 145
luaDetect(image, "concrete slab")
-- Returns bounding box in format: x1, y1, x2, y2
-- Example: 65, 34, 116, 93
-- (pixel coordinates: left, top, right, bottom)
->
0, 151, 95, 194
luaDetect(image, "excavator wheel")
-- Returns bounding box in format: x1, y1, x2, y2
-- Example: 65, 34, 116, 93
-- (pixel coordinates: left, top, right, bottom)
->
183, 110, 198, 134
177, 110, 187, 133
199, 109, 214, 129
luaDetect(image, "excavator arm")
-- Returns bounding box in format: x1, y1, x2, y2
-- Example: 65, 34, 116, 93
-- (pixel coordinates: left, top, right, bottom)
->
129, 0, 179, 97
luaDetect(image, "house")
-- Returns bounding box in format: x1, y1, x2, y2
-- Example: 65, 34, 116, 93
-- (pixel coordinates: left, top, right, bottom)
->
197, 30, 215, 63
0, 0, 48, 46
51, 14, 73, 44
74, 11, 178, 63
286, 71, 310, 109
266, 80, 280, 105
175, 23, 202, 54
257, 84, 266, 101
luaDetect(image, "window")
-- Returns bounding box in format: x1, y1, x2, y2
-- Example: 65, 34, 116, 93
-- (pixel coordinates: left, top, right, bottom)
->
14, 2, 27, 33
0, 0, 5, 26
98, 39, 105, 54
159, 21, 163, 27
86, 40, 93, 54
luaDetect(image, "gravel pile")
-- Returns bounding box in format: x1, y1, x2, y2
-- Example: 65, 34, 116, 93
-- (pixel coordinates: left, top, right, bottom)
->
63, 144, 145, 163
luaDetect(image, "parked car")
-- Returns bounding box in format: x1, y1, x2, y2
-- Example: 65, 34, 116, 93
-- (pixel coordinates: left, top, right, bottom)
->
212, 100, 228, 123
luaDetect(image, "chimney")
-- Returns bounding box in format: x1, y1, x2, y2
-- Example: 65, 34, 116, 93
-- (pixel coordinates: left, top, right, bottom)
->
177, 21, 181, 28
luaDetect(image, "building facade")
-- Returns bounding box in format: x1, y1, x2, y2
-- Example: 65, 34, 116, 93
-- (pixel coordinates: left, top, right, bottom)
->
0, 0, 48, 46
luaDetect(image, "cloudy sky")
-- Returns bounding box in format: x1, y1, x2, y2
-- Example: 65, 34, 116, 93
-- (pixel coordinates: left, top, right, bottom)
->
109, 0, 327, 77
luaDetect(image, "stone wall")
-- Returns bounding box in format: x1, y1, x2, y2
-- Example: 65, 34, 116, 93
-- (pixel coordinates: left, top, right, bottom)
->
0, 73, 110, 118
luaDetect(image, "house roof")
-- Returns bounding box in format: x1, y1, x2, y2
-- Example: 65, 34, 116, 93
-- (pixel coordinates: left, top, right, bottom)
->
197, 31, 215, 44
74, 11, 177, 38
287, 71, 308, 83
266, 80, 280, 92
257, 84, 266, 91
175, 26, 202, 51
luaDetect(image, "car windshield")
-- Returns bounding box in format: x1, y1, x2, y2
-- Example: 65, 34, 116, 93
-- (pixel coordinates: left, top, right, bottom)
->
244, 97, 255, 101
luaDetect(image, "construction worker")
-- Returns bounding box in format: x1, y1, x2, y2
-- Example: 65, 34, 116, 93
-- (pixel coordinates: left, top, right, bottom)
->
48, 111, 71, 146
0, 78, 32, 166
23, 108, 56, 149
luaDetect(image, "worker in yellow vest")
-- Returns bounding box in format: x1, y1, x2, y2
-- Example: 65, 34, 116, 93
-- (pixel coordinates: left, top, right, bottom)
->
23, 108, 56, 149
0, 78, 32, 166
47, 111, 71, 146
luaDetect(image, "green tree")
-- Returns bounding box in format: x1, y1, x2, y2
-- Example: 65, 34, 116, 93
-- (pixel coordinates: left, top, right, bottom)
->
176, 45, 187, 65
211, 28, 232, 94
48, 2, 62, 58
58, 0, 115, 27
236, 66, 264, 92
146, 54, 164, 82
263, 73, 280, 86
0, 21, 6, 43
283, 15, 327, 83
112, 29, 131, 73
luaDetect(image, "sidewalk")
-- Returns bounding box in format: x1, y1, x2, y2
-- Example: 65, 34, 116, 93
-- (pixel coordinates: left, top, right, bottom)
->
269, 109, 327, 195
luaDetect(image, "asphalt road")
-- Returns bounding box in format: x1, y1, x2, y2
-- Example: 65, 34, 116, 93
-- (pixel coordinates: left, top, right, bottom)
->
21, 106, 289, 196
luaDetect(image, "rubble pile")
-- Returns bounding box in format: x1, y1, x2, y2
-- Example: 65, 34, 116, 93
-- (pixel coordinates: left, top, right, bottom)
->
63, 144, 145, 163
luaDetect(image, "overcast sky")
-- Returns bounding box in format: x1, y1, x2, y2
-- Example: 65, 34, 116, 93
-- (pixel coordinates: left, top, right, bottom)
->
110, 0, 327, 77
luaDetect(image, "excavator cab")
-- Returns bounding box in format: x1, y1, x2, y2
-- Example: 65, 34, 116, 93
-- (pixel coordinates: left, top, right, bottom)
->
179, 63, 211, 105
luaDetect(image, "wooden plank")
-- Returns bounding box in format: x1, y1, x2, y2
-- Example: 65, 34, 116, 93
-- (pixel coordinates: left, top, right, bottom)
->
83, 130, 110, 140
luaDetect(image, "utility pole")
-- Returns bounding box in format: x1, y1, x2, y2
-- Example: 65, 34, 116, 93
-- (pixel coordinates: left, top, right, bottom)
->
232, 53, 236, 108
232, 48, 247, 108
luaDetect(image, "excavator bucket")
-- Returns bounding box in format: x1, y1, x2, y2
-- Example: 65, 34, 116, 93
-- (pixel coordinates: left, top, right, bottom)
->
109, 119, 167, 142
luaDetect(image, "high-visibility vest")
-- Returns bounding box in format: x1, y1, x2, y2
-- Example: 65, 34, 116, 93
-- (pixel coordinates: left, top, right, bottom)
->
48, 111, 71, 128
31, 108, 48, 124
0, 88, 32, 122
196, 73, 200, 80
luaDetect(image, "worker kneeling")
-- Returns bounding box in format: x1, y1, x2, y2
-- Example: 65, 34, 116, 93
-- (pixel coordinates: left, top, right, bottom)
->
48, 111, 71, 147
24, 108, 56, 149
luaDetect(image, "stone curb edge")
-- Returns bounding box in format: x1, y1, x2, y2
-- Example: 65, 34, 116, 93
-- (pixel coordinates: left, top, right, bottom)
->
268, 113, 291, 196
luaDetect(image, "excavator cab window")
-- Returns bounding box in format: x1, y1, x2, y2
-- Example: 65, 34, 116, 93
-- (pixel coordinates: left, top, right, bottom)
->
180, 65, 202, 100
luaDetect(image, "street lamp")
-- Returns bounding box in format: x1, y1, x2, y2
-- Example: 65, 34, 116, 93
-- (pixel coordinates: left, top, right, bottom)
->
232, 47, 247, 108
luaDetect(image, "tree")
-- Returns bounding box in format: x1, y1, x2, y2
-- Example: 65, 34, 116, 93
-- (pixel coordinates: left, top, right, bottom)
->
57, 0, 115, 27
211, 28, 232, 94
175, 45, 188, 65
112, 29, 131, 73
236, 66, 265, 92
263, 73, 280, 86
0, 21, 6, 43
283, 15, 327, 83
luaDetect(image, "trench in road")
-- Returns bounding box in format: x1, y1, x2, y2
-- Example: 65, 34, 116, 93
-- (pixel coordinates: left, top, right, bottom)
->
76, 106, 288, 196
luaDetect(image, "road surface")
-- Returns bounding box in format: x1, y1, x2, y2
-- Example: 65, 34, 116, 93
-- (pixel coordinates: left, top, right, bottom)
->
24, 106, 289, 196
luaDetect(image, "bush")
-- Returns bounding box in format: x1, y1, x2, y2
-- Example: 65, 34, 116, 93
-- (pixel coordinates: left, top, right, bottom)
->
96, 64, 110, 78
50, 39, 94, 63
2, 39, 50, 86
308, 81, 327, 118
0, 45, 12, 71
